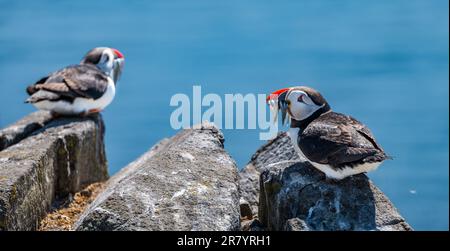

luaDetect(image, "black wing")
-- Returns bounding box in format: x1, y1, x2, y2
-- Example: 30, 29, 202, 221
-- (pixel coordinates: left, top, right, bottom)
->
298, 112, 388, 169
26, 64, 109, 103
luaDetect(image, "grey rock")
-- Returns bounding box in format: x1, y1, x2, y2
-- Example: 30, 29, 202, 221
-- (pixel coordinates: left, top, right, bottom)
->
238, 132, 299, 218
0, 112, 108, 230
248, 132, 301, 170
259, 160, 413, 231
0, 111, 53, 151
241, 218, 265, 231
238, 164, 260, 217
75, 122, 240, 231
284, 218, 309, 231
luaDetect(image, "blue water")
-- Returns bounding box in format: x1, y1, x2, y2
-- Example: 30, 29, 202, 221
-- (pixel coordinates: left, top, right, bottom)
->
0, 0, 448, 230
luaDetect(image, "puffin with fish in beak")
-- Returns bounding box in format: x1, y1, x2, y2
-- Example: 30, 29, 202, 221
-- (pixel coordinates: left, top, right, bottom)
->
267, 86, 390, 180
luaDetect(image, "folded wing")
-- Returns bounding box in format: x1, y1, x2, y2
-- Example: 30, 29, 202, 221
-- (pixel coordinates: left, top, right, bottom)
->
298, 112, 388, 169
26, 64, 109, 103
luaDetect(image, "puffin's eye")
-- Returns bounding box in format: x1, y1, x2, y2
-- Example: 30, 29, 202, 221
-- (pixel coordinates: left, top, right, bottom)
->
297, 94, 304, 103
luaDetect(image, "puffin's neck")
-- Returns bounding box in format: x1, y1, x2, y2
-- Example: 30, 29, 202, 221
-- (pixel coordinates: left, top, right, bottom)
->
99, 66, 118, 85
290, 106, 331, 131
83, 62, 115, 82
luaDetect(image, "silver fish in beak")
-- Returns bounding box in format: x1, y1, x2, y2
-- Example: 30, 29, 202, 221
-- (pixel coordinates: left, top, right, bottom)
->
112, 57, 125, 83
267, 88, 291, 125
111, 48, 125, 84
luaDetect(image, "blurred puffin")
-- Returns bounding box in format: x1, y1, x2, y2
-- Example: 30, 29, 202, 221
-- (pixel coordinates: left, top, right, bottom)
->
26, 47, 124, 116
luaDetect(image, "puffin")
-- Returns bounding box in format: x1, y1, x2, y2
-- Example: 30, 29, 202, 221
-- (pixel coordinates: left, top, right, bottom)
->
25, 47, 125, 116
267, 86, 390, 180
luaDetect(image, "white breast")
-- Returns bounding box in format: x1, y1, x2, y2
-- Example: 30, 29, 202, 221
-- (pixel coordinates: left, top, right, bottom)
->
287, 127, 380, 180
73, 77, 116, 112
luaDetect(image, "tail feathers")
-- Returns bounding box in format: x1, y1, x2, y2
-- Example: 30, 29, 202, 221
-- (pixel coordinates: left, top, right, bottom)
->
25, 84, 39, 103
363, 151, 392, 163
25, 96, 41, 104
380, 150, 394, 160
26, 76, 49, 95
26, 85, 38, 95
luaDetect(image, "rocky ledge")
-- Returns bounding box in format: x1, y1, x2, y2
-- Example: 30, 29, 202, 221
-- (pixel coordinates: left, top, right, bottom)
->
75, 122, 240, 231
0, 111, 108, 230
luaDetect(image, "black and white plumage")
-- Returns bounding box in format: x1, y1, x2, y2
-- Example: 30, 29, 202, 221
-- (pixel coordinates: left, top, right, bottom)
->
25, 47, 124, 116
267, 86, 390, 180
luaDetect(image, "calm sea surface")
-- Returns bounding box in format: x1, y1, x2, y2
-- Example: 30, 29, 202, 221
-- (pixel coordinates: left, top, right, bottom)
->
0, 0, 448, 230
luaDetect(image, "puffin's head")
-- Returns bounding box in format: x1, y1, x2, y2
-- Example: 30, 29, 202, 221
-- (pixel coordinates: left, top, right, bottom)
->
81, 47, 125, 83
267, 86, 330, 125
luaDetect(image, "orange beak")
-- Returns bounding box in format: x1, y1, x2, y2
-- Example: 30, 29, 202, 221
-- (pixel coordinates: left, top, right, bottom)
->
267, 87, 292, 125
266, 88, 290, 103
112, 48, 124, 59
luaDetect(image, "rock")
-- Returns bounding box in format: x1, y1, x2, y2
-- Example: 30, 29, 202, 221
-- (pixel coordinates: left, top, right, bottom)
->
75, 122, 240, 231
241, 218, 265, 231
238, 164, 259, 218
0, 112, 108, 230
0, 111, 53, 151
258, 160, 413, 231
248, 132, 301, 169
284, 218, 309, 231
238, 132, 299, 218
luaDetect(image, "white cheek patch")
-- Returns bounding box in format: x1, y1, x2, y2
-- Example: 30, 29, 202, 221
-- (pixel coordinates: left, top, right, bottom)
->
97, 50, 115, 76
288, 92, 324, 121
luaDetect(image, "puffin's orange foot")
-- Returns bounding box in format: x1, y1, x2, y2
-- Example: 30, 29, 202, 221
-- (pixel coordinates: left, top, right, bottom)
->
77, 109, 101, 117
88, 108, 102, 114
